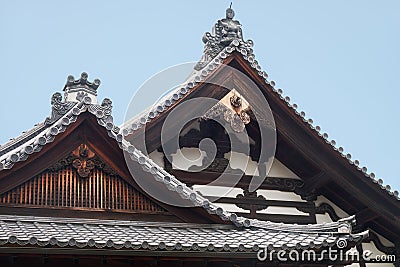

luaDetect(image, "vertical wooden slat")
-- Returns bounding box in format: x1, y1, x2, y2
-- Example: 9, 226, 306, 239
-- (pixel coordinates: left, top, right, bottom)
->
65, 169, 68, 206
100, 169, 104, 209
96, 169, 100, 209
38, 176, 41, 205
91, 171, 94, 208
133, 187, 137, 210
116, 177, 119, 209
53, 172, 56, 206
68, 169, 70, 206
50, 172, 53, 205
32, 177, 35, 205
69, 168, 72, 207
10, 188, 14, 204
113, 178, 115, 209
74, 172, 80, 207
121, 180, 124, 210
32, 176, 36, 205
108, 175, 111, 209
36, 176, 39, 205
94, 172, 97, 209
127, 183, 131, 210
84, 175, 87, 207
82, 174, 85, 207
80, 174, 83, 207
24, 182, 28, 204
41, 173, 44, 205
62, 171, 65, 206
28, 177, 32, 205
19, 185, 23, 204
125, 182, 129, 210
62, 170, 65, 206
26, 179, 30, 205
61, 170, 64, 206
44, 172, 48, 206
111, 177, 114, 209
77, 172, 80, 207
66, 169, 69, 206
89, 171, 92, 208
119, 179, 122, 210
104, 173, 108, 209
137, 193, 141, 211
57, 171, 60, 206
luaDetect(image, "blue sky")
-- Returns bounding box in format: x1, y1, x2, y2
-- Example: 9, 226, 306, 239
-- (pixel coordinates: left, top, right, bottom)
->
1, 1, 399, 190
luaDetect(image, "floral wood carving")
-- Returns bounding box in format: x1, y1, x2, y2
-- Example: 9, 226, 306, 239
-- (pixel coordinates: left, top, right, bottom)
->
235, 189, 268, 211
48, 144, 117, 177
72, 144, 96, 177
203, 89, 251, 133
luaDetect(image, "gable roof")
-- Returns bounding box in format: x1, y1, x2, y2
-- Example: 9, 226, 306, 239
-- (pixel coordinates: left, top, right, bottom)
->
0, 71, 365, 242
3, 7, 394, 255
119, 14, 399, 203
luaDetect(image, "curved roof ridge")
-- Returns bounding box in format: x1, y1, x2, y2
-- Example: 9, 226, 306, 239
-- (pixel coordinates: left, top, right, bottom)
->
0, 122, 47, 157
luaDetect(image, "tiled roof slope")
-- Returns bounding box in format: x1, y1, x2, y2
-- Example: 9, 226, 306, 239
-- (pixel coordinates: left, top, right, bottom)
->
0, 122, 47, 158
0, 215, 366, 252
0, 75, 364, 237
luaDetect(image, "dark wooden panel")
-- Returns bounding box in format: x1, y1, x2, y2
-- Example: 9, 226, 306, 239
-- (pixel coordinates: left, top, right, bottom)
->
0, 166, 166, 213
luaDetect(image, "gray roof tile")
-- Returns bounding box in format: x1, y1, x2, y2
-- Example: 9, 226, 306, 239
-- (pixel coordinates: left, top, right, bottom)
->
0, 215, 366, 253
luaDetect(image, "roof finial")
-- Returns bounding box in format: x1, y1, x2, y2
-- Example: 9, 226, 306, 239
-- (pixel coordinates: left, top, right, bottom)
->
63, 72, 100, 104
194, 3, 254, 70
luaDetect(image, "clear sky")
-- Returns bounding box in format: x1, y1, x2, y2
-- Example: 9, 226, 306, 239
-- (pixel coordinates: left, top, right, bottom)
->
1, 1, 399, 190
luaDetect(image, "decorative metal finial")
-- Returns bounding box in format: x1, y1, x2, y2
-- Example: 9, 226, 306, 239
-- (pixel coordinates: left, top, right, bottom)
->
194, 5, 253, 70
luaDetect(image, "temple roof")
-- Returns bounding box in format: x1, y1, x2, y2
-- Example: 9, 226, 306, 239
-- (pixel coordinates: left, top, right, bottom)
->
0, 215, 367, 253
118, 8, 399, 201
1, 9, 397, 202
0, 70, 364, 239
2, 6, 399, 251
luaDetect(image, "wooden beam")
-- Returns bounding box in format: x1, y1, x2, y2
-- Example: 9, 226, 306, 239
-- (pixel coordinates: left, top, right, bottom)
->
170, 169, 303, 192
356, 208, 380, 224
211, 196, 311, 208
300, 171, 331, 192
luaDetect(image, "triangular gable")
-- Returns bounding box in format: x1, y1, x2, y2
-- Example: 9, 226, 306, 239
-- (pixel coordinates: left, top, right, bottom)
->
117, 8, 399, 248
0, 85, 219, 224
0, 143, 167, 214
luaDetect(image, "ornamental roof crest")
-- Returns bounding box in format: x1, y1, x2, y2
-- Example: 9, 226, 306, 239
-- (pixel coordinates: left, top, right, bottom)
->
195, 5, 254, 70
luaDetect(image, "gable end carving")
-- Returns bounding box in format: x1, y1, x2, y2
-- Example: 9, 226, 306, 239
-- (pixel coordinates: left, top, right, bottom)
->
0, 144, 167, 214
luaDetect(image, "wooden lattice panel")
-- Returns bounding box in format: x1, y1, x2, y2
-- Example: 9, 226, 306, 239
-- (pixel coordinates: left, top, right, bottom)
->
0, 166, 166, 212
